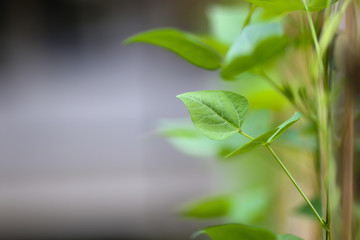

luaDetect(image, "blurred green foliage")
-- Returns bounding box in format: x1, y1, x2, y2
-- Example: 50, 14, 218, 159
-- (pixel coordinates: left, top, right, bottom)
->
126, 0, 358, 238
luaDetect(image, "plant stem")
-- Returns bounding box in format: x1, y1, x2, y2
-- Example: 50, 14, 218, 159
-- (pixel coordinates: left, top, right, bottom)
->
238, 130, 254, 140
242, 4, 257, 30
265, 144, 328, 229
238, 130, 327, 229
301, 0, 324, 72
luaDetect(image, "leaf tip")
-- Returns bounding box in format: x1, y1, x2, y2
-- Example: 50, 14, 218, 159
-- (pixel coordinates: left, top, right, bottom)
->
191, 230, 204, 240
122, 36, 135, 46
176, 93, 186, 100
294, 112, 303, 118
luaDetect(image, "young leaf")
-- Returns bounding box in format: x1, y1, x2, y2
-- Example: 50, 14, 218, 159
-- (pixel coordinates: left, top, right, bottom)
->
124, 28, 222, 70
221, 22, 288, 79
226, 129, 278, 157
180, 196, 231, 219
277, 234, 304, 240
177, 91, 249, 140
193, 223, 277, 240
226, 112, 302, 158
267, 112, 303, 143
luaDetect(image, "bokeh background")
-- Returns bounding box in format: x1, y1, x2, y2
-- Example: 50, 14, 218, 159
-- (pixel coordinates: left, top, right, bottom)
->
0, 1, 225, 239
0, 1, 318, 239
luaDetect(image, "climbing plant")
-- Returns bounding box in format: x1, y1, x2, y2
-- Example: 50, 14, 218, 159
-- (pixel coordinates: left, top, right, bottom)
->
125, 0, 359, 239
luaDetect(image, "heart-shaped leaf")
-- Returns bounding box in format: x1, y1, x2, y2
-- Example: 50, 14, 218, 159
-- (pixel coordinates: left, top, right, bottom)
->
221, 22, 288, 79
177, 91, 249, 140
193, 223, 277, 240
124, 28, 222, 70
226, 112, 302, 158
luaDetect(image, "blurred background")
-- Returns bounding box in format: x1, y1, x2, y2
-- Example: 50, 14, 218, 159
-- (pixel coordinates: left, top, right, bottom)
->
0, 0, 226, 239
0, 1, 318, 239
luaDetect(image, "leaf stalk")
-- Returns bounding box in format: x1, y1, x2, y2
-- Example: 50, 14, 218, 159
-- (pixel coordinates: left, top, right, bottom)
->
265, 144, 328, 230
238, 130, 327, 229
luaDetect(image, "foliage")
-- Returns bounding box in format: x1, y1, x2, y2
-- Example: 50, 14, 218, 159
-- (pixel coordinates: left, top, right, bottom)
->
126, 0, 359, 239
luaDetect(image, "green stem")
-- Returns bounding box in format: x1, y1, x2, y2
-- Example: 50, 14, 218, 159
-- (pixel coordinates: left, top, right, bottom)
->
265, 144, 328, 229
238, 130, 254, 140
301, 0, 324, 71
242, 4, 257, 30
238, 130, 327, 229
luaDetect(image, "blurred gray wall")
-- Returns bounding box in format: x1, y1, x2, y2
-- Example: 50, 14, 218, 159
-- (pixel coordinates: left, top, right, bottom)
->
0, 1, 223, 239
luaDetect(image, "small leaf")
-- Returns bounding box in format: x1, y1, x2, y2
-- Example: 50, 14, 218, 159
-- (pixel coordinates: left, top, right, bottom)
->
177, 91, 249, 140
226, 112, 302, 158
267, 112, 303, 143
226, 129, 278, 157
180, 196, 231, 219
193, 223, 277, 240
277, 234, 304, 240
221, 22, 288, 79
124, 28, 222, 70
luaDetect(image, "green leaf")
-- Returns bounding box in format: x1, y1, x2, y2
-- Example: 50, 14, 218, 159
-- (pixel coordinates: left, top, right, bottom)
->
206, 5, 250, 44
267, 112, 303, 142
177, 91, 249, 140
242, 0, 335, 12
221, 22, 288, 79
158, 111, 272, 158
242, 0, 303, 13
157, 121, 219, 157
196, 36, 229, 57
277, 234, 304, 240
193, 223, 277, 240
229, 187, 273, 223
226, 112, 302, 158
295, 195, 323, 219
308, 0, 338, 12
180, 187, 272, 221
226, 129, 278, 157
124, 28, 222, 70
180, 196, 231, 219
